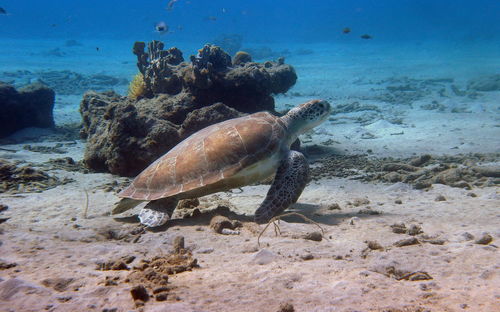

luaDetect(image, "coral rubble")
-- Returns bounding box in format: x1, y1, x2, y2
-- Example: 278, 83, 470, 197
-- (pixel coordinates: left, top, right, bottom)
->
0, 159, 73, 194
81, 40, 296, 176
0, 82, 55, 138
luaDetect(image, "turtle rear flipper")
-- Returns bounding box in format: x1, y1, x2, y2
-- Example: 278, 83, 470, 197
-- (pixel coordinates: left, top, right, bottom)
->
139, 197, 179, 227
254, 150, 309, 223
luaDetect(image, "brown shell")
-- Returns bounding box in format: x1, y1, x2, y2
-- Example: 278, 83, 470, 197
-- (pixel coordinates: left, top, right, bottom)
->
119, 112, 287, 201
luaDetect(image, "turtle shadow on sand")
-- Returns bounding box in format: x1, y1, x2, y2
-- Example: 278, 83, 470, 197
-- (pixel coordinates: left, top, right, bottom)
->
112, 201, 389, 232
280, 203, 392, 226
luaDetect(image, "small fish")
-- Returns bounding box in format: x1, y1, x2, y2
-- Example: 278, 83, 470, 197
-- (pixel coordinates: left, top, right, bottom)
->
206, 16, 217, 21
0, 7, 7, 14
360, 34, 372, 39
96, 47, 100, 51
155, 21, 169, 34
166, 0, 178, 11
342, 27, 351, 34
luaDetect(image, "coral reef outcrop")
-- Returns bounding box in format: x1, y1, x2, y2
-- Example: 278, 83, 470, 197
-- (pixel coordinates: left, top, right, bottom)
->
0, 82, 55, 138
81, 40, 296, 176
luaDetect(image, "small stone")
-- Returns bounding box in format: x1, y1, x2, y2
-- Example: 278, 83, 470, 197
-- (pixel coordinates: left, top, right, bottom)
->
155, 293, 168, 301
391, 223, 407, 234
104, 276, 119, 286
177, 198, 200, 209
408, 154, 431, 167
394, 237, 420, 247
0, 261, 17, 270
434, 195, 446, 201
303, 232, 322, 242
357, 208, 380, 215
327, 203, 341, 210
300, 253, 314, 261
427, 239, 446, 245
277, 302, 295, 312
197, 248, 214, 254
467, 192, 477, 197
462, 232, 475, 241
0, 204, 8, 212
210, 215, 235, 234
173, 236, 185, 253
41, 277, 74, 292
407, 224, 423, 236
475, 234, 493, 245
406, 271, 433, 281
130, 285, 149, 302
56, 296, 72, 302
366, 241, 383, 250
394, 199, 403, 204
352, 198, 370, 206
122, 255, 135, 264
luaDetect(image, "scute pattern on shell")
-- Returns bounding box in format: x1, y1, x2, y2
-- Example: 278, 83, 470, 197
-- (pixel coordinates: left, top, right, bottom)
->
119, 112, 286, 200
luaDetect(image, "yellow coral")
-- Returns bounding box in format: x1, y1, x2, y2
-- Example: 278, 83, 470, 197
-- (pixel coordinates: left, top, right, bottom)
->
128, 72, 146, 100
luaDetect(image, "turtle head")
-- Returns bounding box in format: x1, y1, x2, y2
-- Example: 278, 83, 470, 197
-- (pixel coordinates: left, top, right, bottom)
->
282, 99, 331, 142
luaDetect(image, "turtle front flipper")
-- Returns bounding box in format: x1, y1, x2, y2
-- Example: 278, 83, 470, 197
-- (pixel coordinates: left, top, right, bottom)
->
254, 150, 309, 223
139, 197, 179, 227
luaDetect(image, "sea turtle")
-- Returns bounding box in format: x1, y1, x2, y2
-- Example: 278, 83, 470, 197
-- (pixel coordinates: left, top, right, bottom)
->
112, 99, 332, 227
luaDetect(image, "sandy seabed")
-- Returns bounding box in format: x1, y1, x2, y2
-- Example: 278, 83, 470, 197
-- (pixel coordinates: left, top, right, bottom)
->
0, 39, 499, 312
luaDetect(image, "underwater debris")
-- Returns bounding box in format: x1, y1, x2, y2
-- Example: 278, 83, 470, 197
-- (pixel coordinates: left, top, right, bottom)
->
127, 72, 146, 100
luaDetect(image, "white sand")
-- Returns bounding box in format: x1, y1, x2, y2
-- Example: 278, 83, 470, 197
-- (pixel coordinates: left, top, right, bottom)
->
0, 39, 499, 312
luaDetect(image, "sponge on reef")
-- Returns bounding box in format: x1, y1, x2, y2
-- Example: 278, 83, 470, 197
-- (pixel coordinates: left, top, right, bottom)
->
128, 73, 146, 100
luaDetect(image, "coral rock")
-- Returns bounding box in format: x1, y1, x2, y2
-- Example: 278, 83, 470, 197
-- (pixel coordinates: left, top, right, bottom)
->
0, 82, 55, 138
81, 41, 297, 176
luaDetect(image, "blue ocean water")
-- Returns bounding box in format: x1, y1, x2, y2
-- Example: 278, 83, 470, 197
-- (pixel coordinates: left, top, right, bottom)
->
0, 1, 499, 141
1, 0, 499, 43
